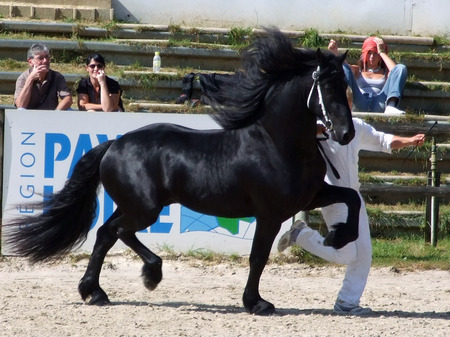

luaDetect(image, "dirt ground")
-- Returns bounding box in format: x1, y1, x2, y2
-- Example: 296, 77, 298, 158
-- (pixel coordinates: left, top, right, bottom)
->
1, 253, 449, 337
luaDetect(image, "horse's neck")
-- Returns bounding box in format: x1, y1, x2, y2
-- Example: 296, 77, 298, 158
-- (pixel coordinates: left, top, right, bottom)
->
263, 79, 317, 149
261, 105, 318, 156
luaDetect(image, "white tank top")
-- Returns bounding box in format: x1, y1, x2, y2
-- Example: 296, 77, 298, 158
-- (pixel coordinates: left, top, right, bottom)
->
356, 74, 386, 95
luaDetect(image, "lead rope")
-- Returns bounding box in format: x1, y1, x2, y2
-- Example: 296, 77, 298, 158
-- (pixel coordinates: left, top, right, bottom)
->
317, 134, 341, 180
307, 66, 333, 130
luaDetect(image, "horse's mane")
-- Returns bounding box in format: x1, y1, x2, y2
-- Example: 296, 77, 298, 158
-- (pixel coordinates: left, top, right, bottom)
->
203, 27, 318, 130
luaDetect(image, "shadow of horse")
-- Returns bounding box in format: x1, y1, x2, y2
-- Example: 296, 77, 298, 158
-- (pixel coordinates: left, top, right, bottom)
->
99, 301, 450, 320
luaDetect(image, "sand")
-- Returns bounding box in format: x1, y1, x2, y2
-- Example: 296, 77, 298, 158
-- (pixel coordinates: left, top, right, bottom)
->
1, 254, 449, 337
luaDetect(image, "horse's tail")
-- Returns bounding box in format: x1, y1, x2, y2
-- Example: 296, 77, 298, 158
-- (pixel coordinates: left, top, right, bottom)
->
5, 140, 115, 263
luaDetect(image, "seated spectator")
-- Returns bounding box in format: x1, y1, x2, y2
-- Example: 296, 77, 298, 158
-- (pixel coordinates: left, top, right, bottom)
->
14, 43, 73, 110
77, 54, 124, 112
328, 37, 408, 115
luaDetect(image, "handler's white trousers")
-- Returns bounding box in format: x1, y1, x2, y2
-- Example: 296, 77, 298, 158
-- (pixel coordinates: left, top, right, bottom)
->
295, 193, 372, 308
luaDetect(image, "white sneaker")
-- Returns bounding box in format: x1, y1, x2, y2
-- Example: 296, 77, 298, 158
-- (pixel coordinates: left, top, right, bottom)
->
277, 220, 307, 252
384, 105, 405, 115
334, 301, 372, 315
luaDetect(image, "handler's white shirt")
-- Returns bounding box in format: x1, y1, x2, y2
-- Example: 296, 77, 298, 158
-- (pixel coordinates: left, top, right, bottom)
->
319, 118, 394, 190
299, 117, 395, 308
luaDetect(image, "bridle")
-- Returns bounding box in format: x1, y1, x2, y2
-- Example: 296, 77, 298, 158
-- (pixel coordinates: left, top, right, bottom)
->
307, 65, 341, 179
306, 65, 333, 130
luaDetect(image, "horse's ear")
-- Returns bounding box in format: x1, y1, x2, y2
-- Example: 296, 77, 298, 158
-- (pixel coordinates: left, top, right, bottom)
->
316, 48, 323, 63
337, 50, 348, 64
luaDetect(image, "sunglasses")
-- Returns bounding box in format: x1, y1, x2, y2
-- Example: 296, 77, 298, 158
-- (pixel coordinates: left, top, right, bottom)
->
88, 64, 104, 69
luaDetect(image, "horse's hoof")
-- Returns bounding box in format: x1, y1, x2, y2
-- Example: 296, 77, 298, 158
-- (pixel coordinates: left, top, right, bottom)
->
324, 226, 358, 249
79, 282, 111, 305
142, 262, 163, 291
248, 300, 276, 316
143, 277, 160, 291
323, 230, 336, 247
88, 296, 111, 306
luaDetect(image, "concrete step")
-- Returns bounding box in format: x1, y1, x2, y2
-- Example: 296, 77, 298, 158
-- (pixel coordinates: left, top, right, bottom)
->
0, 38, 240, 71
0, 34, 448, 80
0, 2, 112, 21
1, 21, 449, 80
1, 20, 446, 51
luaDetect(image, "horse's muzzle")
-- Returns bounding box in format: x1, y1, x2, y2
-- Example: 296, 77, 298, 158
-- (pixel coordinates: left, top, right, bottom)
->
331, 128, 355, 145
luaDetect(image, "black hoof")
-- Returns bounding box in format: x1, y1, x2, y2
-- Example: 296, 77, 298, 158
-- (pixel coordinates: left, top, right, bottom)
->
249, 300, 276, 316
88, 295, 111, 306
324, 224, 358, 249
142, 262, 163, 291
323, 230, 336, 247
78, 278, 110, 305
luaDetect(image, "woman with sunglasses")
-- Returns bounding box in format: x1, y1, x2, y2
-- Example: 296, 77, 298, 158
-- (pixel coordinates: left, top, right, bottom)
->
77, 54, 124, 112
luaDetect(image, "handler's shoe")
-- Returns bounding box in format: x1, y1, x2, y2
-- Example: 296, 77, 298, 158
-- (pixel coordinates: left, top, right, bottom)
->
333, 301, 372, 316
277, 220, 307, 252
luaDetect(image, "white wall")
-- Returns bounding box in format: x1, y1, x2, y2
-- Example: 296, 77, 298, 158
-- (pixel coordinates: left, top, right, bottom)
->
112, 0, 449, 37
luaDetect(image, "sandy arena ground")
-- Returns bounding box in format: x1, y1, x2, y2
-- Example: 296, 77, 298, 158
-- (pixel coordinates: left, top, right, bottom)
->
1, 254, 449, 337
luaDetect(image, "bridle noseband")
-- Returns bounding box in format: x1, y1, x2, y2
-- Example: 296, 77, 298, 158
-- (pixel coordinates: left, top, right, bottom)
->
306, 66, 333, 130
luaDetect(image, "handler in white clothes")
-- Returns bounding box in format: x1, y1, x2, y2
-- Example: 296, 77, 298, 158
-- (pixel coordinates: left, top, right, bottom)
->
278, 118, 425, 315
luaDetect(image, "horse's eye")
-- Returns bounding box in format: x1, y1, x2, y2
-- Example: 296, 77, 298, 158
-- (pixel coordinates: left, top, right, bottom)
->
323, 83, 334, 95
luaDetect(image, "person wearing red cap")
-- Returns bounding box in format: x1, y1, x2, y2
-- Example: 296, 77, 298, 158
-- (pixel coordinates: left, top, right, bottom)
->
328, 37, 407, 115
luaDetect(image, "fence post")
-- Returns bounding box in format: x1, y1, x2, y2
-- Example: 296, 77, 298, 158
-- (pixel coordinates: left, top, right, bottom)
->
425, 138, 440, 247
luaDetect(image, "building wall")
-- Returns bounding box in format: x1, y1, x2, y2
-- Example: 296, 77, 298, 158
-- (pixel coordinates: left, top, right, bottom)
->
112, 0, 449, 37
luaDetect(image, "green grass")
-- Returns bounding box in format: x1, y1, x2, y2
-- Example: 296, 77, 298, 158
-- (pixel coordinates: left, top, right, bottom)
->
301, 28, 324, 48
371, 236, 450, 270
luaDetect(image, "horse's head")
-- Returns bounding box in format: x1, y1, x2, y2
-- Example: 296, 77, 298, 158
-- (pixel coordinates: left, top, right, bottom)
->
307, 49, 355, 145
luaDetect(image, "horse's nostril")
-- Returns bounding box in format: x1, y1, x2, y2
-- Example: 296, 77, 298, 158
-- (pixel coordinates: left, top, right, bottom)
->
340, 130, 355, 145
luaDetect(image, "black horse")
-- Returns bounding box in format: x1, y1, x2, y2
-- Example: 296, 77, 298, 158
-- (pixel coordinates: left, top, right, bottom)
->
6, 28, 360, 315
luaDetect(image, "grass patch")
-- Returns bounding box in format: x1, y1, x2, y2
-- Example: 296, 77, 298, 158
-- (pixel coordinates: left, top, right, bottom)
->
227, 27, 253, 47
301, 28, 324, 48
371, 236, 450, 270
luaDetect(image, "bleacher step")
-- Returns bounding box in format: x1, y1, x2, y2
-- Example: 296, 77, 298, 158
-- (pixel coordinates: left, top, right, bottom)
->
0, 1, 113, 21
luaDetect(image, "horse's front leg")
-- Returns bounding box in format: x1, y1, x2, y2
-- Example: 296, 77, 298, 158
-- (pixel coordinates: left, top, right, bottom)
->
306, 183, 361, 249
78, 210, 121, 305
243, 218, 281, 315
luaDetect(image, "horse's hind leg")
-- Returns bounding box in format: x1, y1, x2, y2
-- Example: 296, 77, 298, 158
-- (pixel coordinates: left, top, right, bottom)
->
78, 210, 121, 305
